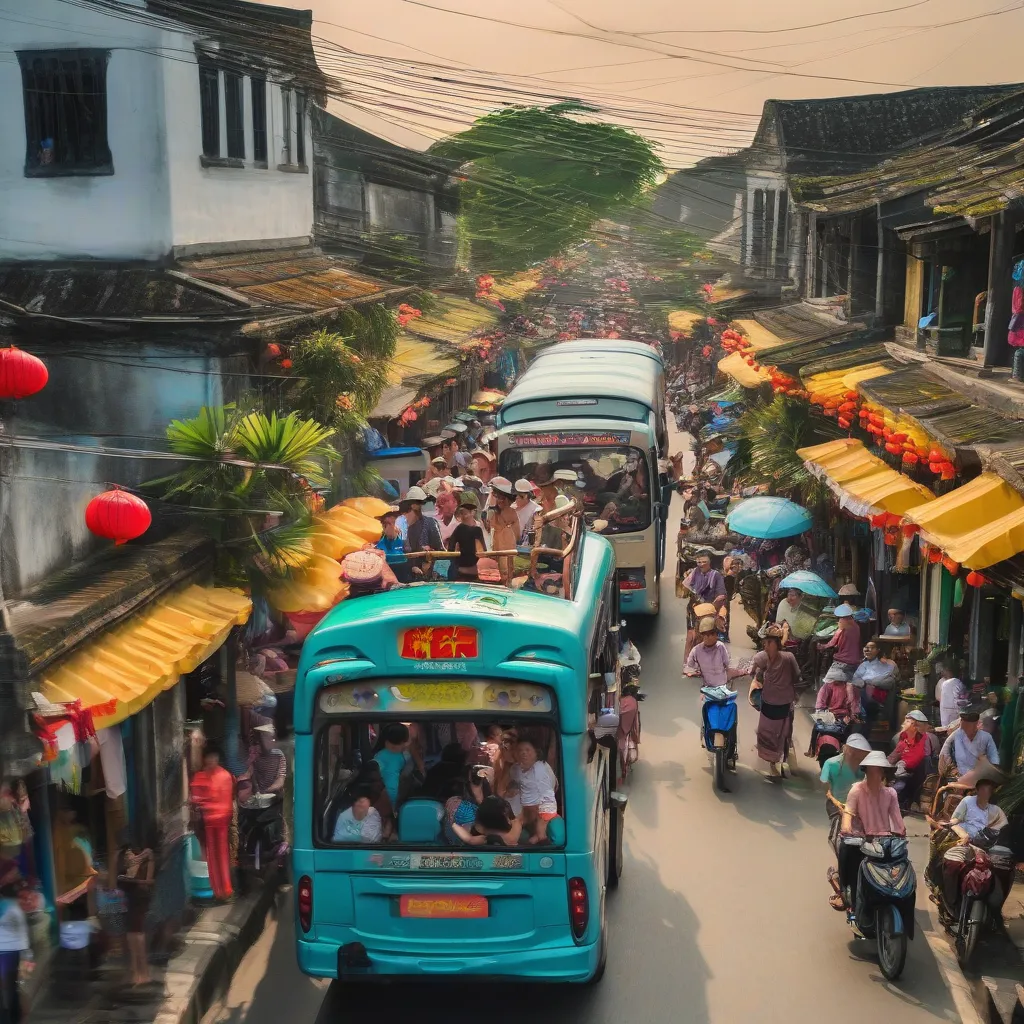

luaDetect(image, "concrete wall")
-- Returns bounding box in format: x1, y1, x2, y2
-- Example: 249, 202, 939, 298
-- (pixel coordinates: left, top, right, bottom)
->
0, 0, 173, 260
2, 341, 228, 594
0, 0, 313, 261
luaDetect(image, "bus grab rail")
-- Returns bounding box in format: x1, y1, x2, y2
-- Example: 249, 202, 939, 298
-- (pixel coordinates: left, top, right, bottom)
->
401, 499, 586, 600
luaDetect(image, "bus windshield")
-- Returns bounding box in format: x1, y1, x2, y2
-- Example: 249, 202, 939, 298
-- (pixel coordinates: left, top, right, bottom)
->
499, 445, 652, 535
317, 716, 564, 849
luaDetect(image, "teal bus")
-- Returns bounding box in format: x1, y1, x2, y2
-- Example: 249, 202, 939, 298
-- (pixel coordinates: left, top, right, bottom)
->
495, 342, 670, 615
292, 514, 627, 984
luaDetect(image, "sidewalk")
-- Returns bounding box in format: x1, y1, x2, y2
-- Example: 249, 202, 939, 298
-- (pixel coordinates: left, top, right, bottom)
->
28, 883, 281, 1024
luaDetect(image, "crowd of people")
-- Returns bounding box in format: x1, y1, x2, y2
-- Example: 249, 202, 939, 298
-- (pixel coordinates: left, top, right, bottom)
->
321, 720, 562, 849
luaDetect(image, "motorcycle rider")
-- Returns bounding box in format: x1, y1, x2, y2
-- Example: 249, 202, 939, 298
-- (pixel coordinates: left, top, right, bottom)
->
684, 617, 747, 688
888, 710, 930, 811
938, 709, 1000, 781
806, 661, 861, 758
820, 732, 872, 821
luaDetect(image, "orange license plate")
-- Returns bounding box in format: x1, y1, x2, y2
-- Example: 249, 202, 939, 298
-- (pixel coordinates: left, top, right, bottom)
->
399, 894, 488, 919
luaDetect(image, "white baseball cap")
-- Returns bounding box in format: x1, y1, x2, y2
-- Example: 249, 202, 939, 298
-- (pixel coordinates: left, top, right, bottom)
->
489, 476, 514, 496
844, 733, 872, 752
904, 709, 929, 723
514, 479, 534, 494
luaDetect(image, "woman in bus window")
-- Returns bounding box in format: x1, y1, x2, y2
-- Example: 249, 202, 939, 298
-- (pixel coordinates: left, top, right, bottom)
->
443, 763, 493, 844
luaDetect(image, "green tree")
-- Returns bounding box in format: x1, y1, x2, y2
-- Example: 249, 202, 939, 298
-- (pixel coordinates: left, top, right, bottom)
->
149, 406, 337, 591
431, 103, 663, 272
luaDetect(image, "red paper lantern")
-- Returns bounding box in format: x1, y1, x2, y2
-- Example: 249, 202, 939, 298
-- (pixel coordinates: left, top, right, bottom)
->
885, 442, 901, 455
942, 556, 960, 574
838, 401, 857, 413
883, 526, 900, 546
869, 513, 888, 529
0, 346, 48, 400
928, 461, 943, 474
869, 413, 884, 425
902, 451, 919, 464
965, 570, 986, 588
844, 390, 859, 402
85, 488, 151, 545
940, 468, 955, 481
928, 547, 943, 564
891, 432, 907, 444
838, 416, 852, 429
928, 448, 944, 463
902, 522, 919, 538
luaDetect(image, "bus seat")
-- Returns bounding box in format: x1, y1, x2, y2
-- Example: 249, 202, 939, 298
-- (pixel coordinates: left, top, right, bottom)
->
398, 799, 444, 843
546, 815, 566, 846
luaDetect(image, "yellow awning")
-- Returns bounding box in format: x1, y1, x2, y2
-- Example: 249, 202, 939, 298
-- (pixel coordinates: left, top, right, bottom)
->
717, 350, 770, 388
667, 309, 704, 334
388, 335, 460, 386
40, 585, 251, 729
798, 438, 935, 519
732, 319, 787, 352
407, 297, 499, 348
804, 363, 893, 399
903, 472, 1024, 568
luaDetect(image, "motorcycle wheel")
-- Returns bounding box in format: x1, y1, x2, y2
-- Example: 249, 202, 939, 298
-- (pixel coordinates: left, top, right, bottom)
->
955, 900, 982, 969
876, 906, 908, 981
714, 746, 729, 793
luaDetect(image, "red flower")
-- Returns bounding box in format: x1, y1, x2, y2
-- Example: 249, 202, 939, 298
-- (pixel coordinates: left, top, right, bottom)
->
280, 358, 293, 369
265, 343, 281, 358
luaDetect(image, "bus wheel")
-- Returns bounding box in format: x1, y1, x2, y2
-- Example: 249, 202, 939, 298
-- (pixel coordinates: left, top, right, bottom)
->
607, 792, 626, 888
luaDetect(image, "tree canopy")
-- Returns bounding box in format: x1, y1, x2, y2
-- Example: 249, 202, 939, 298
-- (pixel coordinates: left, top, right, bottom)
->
431, 103, 663, 272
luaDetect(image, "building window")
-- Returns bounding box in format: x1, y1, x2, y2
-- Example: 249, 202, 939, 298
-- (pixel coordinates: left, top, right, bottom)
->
251, 75, 267, 165
281, 87, 292, 165
199, 62, 220, 158
18, 49, 112, 176
225, 71, 245, 160
295, 90, 306, 167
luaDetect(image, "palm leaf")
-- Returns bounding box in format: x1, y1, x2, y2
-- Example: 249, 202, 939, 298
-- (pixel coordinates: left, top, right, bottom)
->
232, 411, 338, 483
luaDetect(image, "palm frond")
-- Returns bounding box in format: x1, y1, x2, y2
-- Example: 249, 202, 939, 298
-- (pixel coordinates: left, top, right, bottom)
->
232, 411, 338, 483
166, 404, 236, 459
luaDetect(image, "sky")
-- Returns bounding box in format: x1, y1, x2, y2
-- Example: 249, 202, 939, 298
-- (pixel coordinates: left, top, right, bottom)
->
272, 0, 1024, 166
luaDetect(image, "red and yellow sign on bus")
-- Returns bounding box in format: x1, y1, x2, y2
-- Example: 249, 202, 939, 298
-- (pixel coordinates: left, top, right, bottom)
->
400, 626, 479, 661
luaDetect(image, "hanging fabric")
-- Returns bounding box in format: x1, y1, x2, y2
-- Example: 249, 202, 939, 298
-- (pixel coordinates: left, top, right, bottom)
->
1008, 261, 1024, 347
96, 727, 127, 799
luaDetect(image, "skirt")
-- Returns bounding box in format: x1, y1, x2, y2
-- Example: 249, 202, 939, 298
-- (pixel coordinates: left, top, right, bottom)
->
755, 702, 793, 764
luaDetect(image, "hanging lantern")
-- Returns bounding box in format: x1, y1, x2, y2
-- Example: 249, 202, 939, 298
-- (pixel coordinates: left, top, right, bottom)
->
966, 570, 987, 588
891, 432, 907, 444
869, 413, 884, 425
916, 446, 929, 460
845, 390, 859, 402
928, 547, 943, 564
0, 345, 48, 400
928, 461, 943, 474
838, 401, 857, 413
940, 467, 956, 481
942, 555, 960, 574
869, 513, 888, 529
85, 488, 151, 545
901, 522, 919, 538
928, 448, 945, 463
885, 442, 902, 455
883, 526, 900, 546
838, 416, 852, 429
902, 451, 919, 465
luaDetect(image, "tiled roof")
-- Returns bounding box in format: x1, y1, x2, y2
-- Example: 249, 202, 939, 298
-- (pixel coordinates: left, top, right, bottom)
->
760, 85, 1022, 176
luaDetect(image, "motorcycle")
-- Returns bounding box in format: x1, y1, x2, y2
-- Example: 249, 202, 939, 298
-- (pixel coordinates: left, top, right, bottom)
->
700, 684, 738, 792
237, 793, 289, 891
829, 833, 917, 980
809, 710, 850, 767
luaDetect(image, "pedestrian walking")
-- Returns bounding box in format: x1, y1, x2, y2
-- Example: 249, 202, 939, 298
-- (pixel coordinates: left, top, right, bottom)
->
749, 626, 800, 778
189, 745, 235, 901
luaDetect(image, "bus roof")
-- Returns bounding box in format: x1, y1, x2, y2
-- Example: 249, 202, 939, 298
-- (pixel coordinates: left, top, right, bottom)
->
498, 360, 661, 426
294, 533, 616, 735
533, 339, 664, 367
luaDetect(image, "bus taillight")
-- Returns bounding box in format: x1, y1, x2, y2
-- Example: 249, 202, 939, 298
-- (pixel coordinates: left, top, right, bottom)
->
298, 875, 313, 932
568, 877, 589, 941
617, 568, 646, 591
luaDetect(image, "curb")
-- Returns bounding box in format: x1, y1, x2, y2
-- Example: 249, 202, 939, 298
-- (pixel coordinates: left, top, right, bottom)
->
152, 882, 280, 1024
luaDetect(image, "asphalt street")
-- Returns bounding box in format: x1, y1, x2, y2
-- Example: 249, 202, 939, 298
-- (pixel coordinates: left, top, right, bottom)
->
209, 428, 965, 1024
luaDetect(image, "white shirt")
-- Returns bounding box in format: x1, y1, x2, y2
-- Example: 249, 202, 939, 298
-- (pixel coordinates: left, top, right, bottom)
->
0, 900, 28, 952
514, 499, 540, 543
510, 761, 558, 814
852, 657, 898, 690
883, 622, 911, 636
938, 676, 968, 728
941, 727, 1001, 772
775, 602, 800, 629
332, 806, 382, 843
951, 795, 1008, 840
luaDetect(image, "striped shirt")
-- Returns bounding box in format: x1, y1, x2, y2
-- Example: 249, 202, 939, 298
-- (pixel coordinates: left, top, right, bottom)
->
250, 748, 288, 794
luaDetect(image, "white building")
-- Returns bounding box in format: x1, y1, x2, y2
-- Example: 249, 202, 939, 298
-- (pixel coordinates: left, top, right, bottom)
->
0, 0, 322, 261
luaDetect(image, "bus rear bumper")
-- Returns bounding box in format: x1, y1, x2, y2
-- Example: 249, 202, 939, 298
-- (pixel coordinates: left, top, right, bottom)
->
297, 937, 601, 983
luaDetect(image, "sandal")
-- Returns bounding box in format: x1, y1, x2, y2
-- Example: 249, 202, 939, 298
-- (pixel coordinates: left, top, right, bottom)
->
829, 894, 846, 911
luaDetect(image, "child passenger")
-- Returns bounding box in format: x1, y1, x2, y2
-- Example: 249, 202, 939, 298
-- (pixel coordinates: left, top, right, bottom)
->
510, 738, 558, 844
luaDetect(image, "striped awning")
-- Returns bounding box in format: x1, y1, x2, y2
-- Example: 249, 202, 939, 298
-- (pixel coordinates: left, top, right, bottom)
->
40, 585, 251, 729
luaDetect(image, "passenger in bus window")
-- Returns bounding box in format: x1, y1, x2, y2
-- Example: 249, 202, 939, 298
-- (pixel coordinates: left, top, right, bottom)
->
511, 738, 558, 844
332, 788, 383, 843
443, 763, 493, 844
372, 724, 412, 809
467, 796, 522, 846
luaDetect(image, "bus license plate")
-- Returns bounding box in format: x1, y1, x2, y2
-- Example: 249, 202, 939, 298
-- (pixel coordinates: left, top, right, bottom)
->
399, 895, 488, 919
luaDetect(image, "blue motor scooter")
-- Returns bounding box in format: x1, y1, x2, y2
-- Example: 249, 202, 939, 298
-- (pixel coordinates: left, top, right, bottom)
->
700, 685, 738, 792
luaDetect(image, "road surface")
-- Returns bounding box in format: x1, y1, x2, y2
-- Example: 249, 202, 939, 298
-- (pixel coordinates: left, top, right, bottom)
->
209, 430, 963, 1024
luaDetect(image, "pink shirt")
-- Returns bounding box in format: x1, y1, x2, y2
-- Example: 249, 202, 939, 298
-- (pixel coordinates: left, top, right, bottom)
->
845, 781, 904, 836
825, 622, 861, 666
815, 680, 856, 717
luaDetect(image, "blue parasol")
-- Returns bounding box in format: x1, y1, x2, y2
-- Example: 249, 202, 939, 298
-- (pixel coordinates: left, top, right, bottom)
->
726, 496, 813, 540
778, 569, 837, 599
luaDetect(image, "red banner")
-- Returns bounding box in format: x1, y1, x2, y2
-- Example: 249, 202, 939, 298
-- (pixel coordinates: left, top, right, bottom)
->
400, 626, 479, 661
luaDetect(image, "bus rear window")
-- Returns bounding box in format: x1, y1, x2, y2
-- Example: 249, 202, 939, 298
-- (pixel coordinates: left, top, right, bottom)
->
316, 719, 563, 849
499, 445, 651, 534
